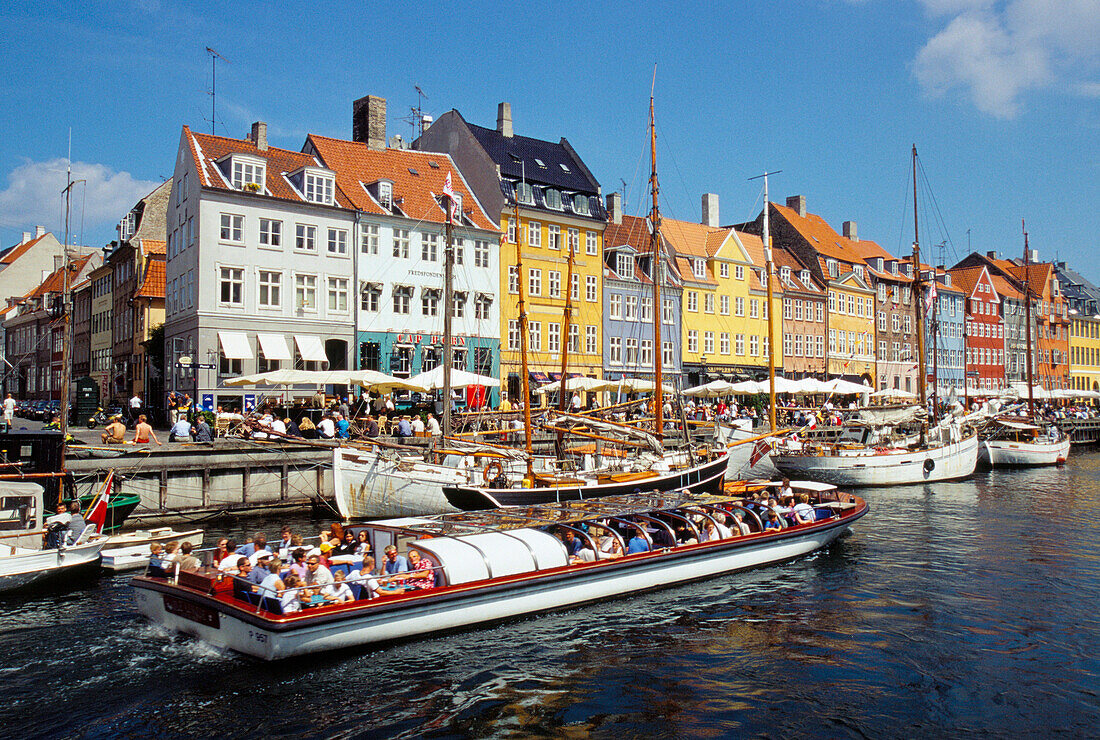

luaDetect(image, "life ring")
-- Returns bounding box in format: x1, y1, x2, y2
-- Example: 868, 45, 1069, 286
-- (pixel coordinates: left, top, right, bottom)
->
483, 460, 504, 486
923, 458, 935, 473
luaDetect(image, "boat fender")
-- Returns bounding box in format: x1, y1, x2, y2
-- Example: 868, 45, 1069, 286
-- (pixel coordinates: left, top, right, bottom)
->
923, 458, 935, 473
483, 460, 504, 486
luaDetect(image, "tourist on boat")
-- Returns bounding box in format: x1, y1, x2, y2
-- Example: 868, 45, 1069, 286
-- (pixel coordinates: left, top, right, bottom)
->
732, 510, 752, 536
101, 414, 126, 444
132, 415, 161, 445
329, 570, 355, 603
247, 555, 273, 586
779, 478, 794, 500
593, 527, 624, 559
163, 541, 181, 563
236, 533, 268, 559
279, 573, 304, 613
257, 559, 285, 599
561, 529, 585, 558
273, 526, 293, 557
626, 526, 650, 554
168, 415, 192, 443
235, 558, 255, 584
405, 549, 436, 590
305, 554, 334, 588
44, 502, 71, 549
764, 510, 784, 532
218, 546, 243, 573
382, 544, 409, 574
349, 556, 382, 598
64, 501, 86, 544
334, 530, 358, 556
317, 541, 334, 567
178, 542, 201, 571
212, 538, 230, 566
791, 494, 816, 525
354, 530, 370, 557
288, 549, 309, 580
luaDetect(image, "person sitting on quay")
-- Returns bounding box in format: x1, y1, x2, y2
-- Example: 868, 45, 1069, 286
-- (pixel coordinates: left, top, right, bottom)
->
317, 414, 336, 440
334, 412, 350, 439
132, 414, 160, 445
283, 418, 301, 438
101, 414, 126, 444
381, 544, 409, 575
298, 416, 318, 439
168, 414, 192, 443
364, 415, 380, 438
426, 413, 441, 436
411, 415, 426, 436
396, 415, 412, 439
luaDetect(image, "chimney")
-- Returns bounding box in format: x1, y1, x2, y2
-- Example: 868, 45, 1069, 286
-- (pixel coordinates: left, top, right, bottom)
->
701, 193, 719, 227
53, 255, 62, 271
842, 221, 857, 241
786, 195, 806, 217
1029, 249, 1039, 263
497, 102, 513, 138
250, 121, 267, 151
987, 250, 998, 259
35, 225, 45, 238
606, 193, 622, 225
353, 95, 387, 150
20, 232, 31, 245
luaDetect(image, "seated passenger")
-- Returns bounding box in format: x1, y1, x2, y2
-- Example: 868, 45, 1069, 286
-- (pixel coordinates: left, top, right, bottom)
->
178, 542, 201, 571
731, 510, 752, 536
328, 570, 355, 603
381, 545, 409, 575
279, 573, 304, 614
353, 530, 371, 557
405, 549, 436, 590
561, 529, 585, 558
257, 558, 286, 598
764, 510, 784, 532
288, 548, 309, 580
148, 542, 165, 568
305, 554, 334, 588
348, 556, 383, 598
626, 526, 650, 554
593, 527, 623, 559
790, 493, 816, 525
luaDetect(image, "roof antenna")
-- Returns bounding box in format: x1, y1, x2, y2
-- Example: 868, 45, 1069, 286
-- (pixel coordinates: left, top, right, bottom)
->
413, 85, 429, 139
619, 178, 628, 211
205, 46, 228, 135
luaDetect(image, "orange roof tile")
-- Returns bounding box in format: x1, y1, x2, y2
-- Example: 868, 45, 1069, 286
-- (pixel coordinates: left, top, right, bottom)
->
142, 239, 166, 256
772, 247, 824, 295
185, 126, 349, 208
945, 265, 992, 299
989, 274, 1023, 302
0, 234, 47, 265
306, 134, 496, 232
660, 217, 721, 259
135, 258, 165, 299
29, 254, 95, 297
734, 231, 782, 295
675, 256, 717, 287
771, 202, 869, 267
604, 215, 652, 252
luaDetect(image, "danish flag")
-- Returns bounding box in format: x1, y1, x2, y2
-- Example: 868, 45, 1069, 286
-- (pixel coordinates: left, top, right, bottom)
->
85, 471, 114, 534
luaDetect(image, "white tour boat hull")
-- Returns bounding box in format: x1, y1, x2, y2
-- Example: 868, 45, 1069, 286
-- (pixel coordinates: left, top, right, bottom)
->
132, 514, 859, 660
0, 540, 106, 592
980, 438, 1070, 467
770, 432, 979, 486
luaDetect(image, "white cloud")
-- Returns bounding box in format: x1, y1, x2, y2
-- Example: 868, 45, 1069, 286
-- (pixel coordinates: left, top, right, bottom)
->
0, 158, 160, 234
913, 0, 1100, 118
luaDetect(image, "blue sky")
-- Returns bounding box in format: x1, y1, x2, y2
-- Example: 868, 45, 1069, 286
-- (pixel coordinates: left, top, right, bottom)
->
1, 1, 1097, 278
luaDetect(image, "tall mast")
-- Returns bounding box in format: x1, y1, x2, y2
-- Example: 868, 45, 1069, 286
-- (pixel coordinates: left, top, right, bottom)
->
442, 198, 454, 437
911, 145, 929, 426
59, 154, 75, 460
556, 225, 576, 456
649, 91, 664, 440
763, 175, 776, 431
1023, 220, 1035, 417
513, 196, 534, 481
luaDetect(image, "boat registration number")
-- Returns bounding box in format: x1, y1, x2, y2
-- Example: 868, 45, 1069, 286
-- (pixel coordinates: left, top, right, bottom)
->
164, 594, 221, 629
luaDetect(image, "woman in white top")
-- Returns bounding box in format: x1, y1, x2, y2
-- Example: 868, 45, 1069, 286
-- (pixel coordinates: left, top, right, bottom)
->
279, 573, 303, 613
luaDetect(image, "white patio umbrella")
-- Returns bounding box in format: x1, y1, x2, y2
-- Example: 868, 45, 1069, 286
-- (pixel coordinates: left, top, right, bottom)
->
223, 369, 332, 386
870, 388, 918, 399
614, 378, 678, 394
534, 376, 614, 394
407, 365, 500, 391
344, 370, 430, 393
681, 379, 739, 398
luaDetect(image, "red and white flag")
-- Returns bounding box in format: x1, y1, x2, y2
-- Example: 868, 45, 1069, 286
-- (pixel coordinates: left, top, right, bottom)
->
85, 471, 114, 534
925, 279, 938, 313
442, 172, 459, 222
749, 438, 772, 467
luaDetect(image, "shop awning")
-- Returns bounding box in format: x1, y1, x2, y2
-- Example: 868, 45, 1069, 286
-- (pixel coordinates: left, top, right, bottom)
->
256, 333, 292, 361
294, 334, 328, 363
217, 331, 253, 360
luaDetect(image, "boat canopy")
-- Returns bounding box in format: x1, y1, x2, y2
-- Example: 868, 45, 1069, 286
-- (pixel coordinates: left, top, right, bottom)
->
414, 529, 567, 586
995, 419, 1040, 431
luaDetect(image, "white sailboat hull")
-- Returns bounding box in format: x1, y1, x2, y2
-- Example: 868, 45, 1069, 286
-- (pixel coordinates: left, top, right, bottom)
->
133, 515, 858, 660
333, 448, 467, 519
770, 432, 980, 486
980, 438, 1070, 467
0, 539, 106, 592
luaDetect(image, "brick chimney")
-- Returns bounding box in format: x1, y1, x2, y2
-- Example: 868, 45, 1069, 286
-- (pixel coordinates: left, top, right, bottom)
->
701, 193, 719, 227
987, 250, 998, 259
250, 121, 268, 151
353, 95, 387, 150
606, 193, 622, 225
786, 195, 806, 217
843, 221, 857, 241
497, 102, 513, 138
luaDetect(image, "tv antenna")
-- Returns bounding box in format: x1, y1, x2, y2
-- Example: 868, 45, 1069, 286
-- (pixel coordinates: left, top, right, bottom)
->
408, 85, 430, 139
205, 46, 228, 135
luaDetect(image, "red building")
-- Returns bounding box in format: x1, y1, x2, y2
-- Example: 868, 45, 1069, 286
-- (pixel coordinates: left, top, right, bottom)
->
949, 265, 1005, 395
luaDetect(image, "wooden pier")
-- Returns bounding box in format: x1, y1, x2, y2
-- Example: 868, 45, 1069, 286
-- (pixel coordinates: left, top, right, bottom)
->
1058, 418, 1100, 445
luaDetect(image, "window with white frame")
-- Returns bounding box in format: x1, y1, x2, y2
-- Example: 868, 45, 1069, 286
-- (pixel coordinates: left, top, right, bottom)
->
732, 296, 742, 316
567, 228, 579, 254
720, 332, 730, 355
508, 320, 520, 350
750, 298, 759, 318
795, 299, 803, 321
474, 240, 490, 267
549, 270, 561, 298
664, 298, 674, 324
421, 233, 438, 262
750, 335, 759, 356
694, 258, 706, 278
360, 282, 381, 312
392, 285, 412, 314
451, 292, 467, 318
616, 253, 634, 278
304, 172, 334, 205
547, 224, 561, 250
815, 303, 823, 322
571, 273, 579, 301
687, 330, 698, 353
639, 339, 653, 366
508, 266, 519, 294
609, 337, 622, 364
662, 341, 674, 366
624, 337, 638, 365
783, 299, 792, 320
586, 231, 597, 255
528, 321, 541, 350
548, 323, 560, 353
528, 222, 541, 248
586, 275, 597, 302
327, 277, 348, 312
258, 270, 282, 308
327, 228, 348, 255
421, 289, 439, 316
735, 264, 744, 281
721, 295, 730, 315
568, 324, 579, 352
703, 331, 714, 354
360, 224, 379, 254
393, 229, 410, 258
529, 268, 542, 296
586, 325, 597, 354
232, 159, 265, 191
220, 214, 243, 243
376, 181, 393, 210
295, 274, 317, 310
475, 294, 492, 320
641, 296, 652, 322
259, 219, 281, 248
295, 224, 316, 252
720, 263, 729, 279
219, 267, 243, 305
507, 219, 516, 244
687, 292, 698, 312
609, 293, 622, 319
705, 293, 715, 314
625, 295, 638, 321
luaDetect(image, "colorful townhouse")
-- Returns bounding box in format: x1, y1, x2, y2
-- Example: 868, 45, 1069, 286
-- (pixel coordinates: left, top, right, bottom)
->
1054, 261, 1100, 394
772, 246, 825, 378
601, 196, 682, 385
850, 232, 918, 394
729, 227, 783, 379
741, 197, 876, 385
664, 213, 721, 388
415, 103, 607, 405
949, 265, 1006, 394
923, 267, 966, 399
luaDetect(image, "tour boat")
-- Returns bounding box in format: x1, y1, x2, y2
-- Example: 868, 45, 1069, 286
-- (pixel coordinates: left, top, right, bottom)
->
131, 483, 868, 660
0, 481, 107, 592
769, 424, 979, 486
978, 419, 1070, 467
100, 527, 205, 572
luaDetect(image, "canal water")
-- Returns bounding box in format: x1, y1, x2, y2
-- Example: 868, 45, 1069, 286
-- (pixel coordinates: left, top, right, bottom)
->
4, 452, 1100, 738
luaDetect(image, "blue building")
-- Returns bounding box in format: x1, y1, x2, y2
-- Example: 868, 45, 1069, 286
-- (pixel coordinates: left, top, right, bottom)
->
926, 270, 966, 401
601, 200, 683, 388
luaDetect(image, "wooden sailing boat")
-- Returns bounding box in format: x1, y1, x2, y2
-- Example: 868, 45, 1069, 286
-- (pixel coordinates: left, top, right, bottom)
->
978, 221, 1069, 466
769, 146, 980, 486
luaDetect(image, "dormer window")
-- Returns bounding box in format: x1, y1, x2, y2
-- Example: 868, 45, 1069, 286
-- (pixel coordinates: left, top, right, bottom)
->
232, 157, 265, 192
853, 265, 864, 279
573, 194, 590, 215
800, 269, 811, 285
516, 182, 534, 205
891, 261, 899, 275
304, 172, 334, 205
827, 259, 838, 278
780, 266, 791, 283
617, 253, 634, 279
119, 212, 136, 241
693, 258, 706, 279
544, 189, 562, 210
378, 181, 393, 210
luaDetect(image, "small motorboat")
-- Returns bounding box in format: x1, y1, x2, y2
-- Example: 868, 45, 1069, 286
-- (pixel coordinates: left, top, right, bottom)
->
0, 482, 107, 592
132, 482, 867, 659
978, 418, 1070, 467
100, 528, 205, 572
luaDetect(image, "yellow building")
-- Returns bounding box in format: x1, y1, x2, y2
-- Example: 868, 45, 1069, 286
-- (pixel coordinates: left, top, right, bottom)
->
732, 230, 783, 374
1069, 315, 1100, 393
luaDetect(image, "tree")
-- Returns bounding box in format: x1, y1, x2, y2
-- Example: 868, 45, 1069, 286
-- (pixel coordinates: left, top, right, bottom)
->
143, 322, 165, 377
